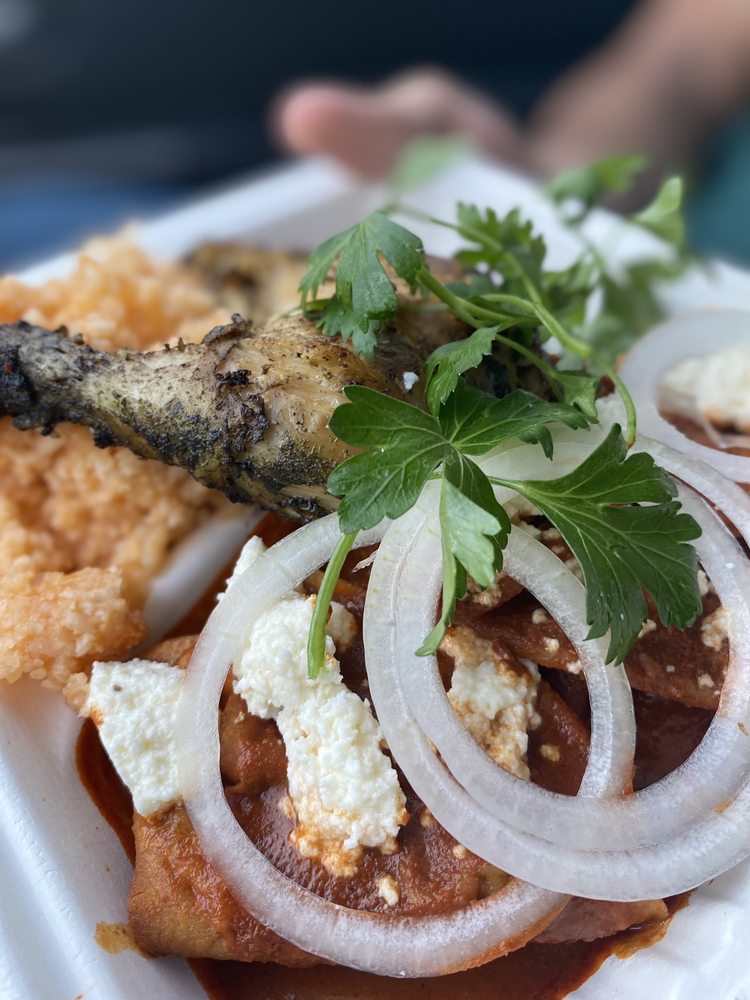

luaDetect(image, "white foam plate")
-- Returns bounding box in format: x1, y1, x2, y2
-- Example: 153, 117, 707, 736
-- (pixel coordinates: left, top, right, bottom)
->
2, 156, 749, 1000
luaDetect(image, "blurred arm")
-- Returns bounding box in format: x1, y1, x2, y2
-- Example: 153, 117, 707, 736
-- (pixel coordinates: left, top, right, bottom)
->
528, 0, 750, 186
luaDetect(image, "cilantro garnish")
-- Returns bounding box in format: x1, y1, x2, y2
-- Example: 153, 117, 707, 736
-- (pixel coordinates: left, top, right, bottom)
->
489, 425, 702, 663
545, 153, 648, 224
299, 211, 424, 357
327, 382, 590, 534
302, 153, 701, 677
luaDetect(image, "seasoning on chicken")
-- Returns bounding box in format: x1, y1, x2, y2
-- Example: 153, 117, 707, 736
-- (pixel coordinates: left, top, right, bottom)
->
0, 309, 459, 520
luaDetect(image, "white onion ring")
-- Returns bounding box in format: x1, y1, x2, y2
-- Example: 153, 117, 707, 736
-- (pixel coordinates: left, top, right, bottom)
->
634, 432, 750, 554
176, 513, 564, 977
477, 413, 750, 850
395, 508, 637, 848
619, 309, 750, 481
396, 477, 750, 853
365, 486, 750, 899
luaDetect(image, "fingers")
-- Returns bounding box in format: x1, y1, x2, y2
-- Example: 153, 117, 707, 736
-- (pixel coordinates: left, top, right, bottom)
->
272, 69, 525, 177
273, 82, 422, 177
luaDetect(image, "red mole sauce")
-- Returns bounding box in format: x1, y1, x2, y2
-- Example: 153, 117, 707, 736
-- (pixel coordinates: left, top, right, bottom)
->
76, 514, 702, 999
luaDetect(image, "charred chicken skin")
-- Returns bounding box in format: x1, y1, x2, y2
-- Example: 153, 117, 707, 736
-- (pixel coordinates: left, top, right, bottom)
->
0, 248, 469, 519
0, 247, 549, 519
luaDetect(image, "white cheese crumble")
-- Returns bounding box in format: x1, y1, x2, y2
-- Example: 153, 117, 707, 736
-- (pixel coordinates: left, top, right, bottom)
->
638, 619, 657, 639
531, 609, 549, 625
402, 371, 419, 392
539, 743, 561, 762
505, 496, 541, 523
701, 606, 729, 651
698, 673, 715, 689
419, 807, 434, 829
441, 627, 540, 780
231, 539, 407, 875
85, 659, 183, 817
465, 572, 513, 609
662, 347, 750, 431
377, 874, 400, 906
221, 533, 267, 593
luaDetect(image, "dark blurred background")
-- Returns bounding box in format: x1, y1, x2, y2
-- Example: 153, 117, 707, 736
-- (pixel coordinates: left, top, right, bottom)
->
1, 0, 749, 268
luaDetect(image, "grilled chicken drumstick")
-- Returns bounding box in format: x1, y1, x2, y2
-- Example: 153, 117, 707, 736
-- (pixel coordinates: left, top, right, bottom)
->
0, 247, 551, 519
0, 308, 465, 519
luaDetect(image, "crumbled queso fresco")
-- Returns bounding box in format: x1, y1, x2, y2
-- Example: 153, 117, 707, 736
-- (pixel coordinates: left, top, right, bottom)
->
86, 535, 550, 876
661, 345, 750, 431
229, 539, 407, 876
441, 627, 540, 780
701, 606, 729, 651
87, 536, 407, 878
85, 659, 183, 816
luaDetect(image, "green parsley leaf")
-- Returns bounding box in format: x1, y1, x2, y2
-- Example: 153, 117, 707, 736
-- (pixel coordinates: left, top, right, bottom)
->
328, 381, 586, 533
454, 204, 547, 286
545, 154, 648, 223
423, 325, 502, 415
496, 425, 702, 662
440, 477, 503, 588
543, 256, 598, 326
418, 533, 467, 656
315, 297, 380, 356
439, 381, 591, 456
418, 451, 510, 655
326, 380, 701, 665
299, 211, 425, 356
442, 449, 511, 581
327, 381, 595, 652
327, 387, 446, 532
546, 369, 600, 420
630, 176, 686, 249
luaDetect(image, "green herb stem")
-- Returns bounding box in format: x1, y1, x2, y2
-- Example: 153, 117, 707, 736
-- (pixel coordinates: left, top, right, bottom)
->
417, 268, 484, 326
607, 368, 637, 446
307, 530, 357, 679
479, 292, 539, 315
418, 268, 534, 332
426, 211, 599, 365
492, 331, 560, 382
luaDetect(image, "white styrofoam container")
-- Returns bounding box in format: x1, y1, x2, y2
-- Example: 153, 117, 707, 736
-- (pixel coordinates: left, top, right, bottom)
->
2, 157, 750, 1000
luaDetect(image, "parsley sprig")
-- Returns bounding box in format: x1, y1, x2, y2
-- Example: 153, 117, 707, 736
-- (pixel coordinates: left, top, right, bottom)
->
302, 155, 701, 677
488, 425, 701, 663
307, 384, 701, 675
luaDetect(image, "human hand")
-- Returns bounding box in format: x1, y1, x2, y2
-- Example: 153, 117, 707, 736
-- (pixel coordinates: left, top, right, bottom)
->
273, 68, 524, 178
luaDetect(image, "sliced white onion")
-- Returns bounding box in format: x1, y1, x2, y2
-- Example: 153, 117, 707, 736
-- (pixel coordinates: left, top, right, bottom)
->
365, 486, 750, 899
400, 480, 750, 849
634, 432, 750, 556
482, 439, 604, 483
396, 508, 637, 848
619, 309, 750, 482
176, 513, 564, 977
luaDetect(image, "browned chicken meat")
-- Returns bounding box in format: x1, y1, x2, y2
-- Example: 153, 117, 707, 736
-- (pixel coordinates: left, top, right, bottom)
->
0, 308, 459, 520
0, 245, 551, 520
